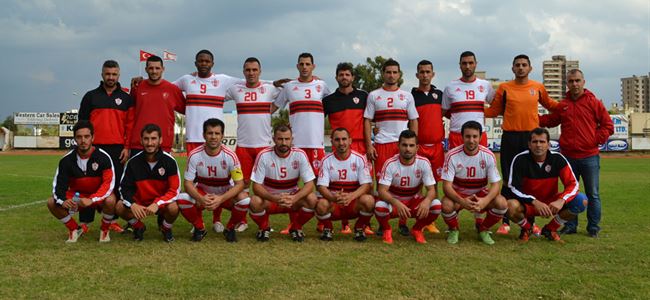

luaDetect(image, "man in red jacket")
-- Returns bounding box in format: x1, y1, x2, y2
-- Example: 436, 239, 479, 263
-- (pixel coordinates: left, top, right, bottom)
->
539, 69, 613, 238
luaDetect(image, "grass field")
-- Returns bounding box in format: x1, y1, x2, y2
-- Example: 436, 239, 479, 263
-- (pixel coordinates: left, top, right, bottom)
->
0, 153, 649, 299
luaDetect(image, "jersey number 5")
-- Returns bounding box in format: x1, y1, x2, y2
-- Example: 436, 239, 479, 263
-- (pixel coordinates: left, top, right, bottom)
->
280, 167, 287, 178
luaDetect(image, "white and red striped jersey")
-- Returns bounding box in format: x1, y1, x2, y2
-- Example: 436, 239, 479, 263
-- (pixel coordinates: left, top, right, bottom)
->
364, 87, 418, 144
184, 145, 243, 195
442, 145, 500, 196
174, 73, 244, 143
251, 147, 316, 194
225, 82, 280, 148
274, 79, 331, 148
441, 78, 495, 133
317, 151, 372, 192
379, 154, 435, 201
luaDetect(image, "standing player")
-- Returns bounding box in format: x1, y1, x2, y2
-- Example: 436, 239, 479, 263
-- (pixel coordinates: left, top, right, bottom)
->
364, 59, 419, 179
322, 62, 370, 234
177, 119, 248, 242
47, 121, 116, 242
315, 128, 375, 242
374, 130, 441, 244
507, 128, 588, 242
126, 56, 185, 154
78, 59, 132, 233
116, 124, 181, 242
484, 55, 558, 235
411, 59, 445, 234
440, 121, 508, 245
248, 125, 318, 242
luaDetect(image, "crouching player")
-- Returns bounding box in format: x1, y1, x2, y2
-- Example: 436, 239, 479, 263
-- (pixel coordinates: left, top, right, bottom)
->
315, 128, 374, 242
441, 121, 507, 245
507, 127, 588, 242
115, 124, 181, 242
248, 124, 318, 242
374, 130, 441, 244
47, 120, 116, 243
177, 118, 248, 242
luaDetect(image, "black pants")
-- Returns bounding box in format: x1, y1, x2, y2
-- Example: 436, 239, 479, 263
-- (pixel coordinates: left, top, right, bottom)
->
499, 131, 530, 198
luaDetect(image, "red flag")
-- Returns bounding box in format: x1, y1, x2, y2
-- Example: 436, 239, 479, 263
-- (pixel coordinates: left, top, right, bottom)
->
163, 50, 177, 61
139, 50, 154, 62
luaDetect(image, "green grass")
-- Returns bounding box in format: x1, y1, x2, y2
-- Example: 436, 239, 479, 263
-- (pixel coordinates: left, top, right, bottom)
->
0, 154, 648, 299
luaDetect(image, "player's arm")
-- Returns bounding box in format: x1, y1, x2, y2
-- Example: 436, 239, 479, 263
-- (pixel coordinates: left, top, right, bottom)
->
252, 182, 282, 203
84, 157, 115, 207
347, 183, 371, 202
184, 179, 206, 206
53, 161, 74, 209
377, 183, 410, 219
216, 166, 246, 208
78, 92, 91, 121
595, 101, 615, 144
442, 180, 473, 210
173, 88, 186, 114
553, 157, 580, 213
147, 160, 181, 215
408, 118, 418, 136
316, 162, 337, 202
406, 95, 419, 135
484, 85, 505, 118
508, 156, 551, 216
363, 118, 377, 160
538, 87, 559, 111
317, 184, 338, 203
290, 180, 315, 205
539, 105, 562, 128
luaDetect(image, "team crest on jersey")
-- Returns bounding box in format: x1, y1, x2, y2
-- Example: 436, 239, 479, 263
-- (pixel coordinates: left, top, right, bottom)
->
353, 97, 360, 104
529, 89, 535, 96
479, 85, 485, 93
351, 163, 357, 172
221, 160, 228, 170
212, 79, 219, 87
260, 87, 266, 94
162, 92, 169, 99
313, 160, 321, 170
292, 160, 299, 170
316, 85, 322, 93
293, 86, 299, 91
415, 169, 422, 178
544, 165, 552, 173
399, 94, 405, 101
432, 93, 438, 100
91, 162, 99, 171
480, 160, 486, 169
115, 98, 122, 105
158, 167, 165, 176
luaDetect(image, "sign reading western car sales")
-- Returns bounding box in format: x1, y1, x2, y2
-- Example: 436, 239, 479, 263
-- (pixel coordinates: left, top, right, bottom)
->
14, 112, 60, 125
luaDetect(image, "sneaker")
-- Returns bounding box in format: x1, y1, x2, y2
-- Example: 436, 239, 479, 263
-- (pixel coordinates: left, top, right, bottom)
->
411, 229, 427, 244
212, 221, 225, 233
81, 223, 90, 234
340, 224, 352, 235
162, 229, 175, 243
518, 228, 531, 243
496, 223, 510, 235
234, 222, 248, 233
191, 228, 207, 242
280, 224, 291, 235
479, 231, 495, 245
560, 226, 577, 235
541, 227, 562, 242
99, 230, 111, 243
382, 229, 393, 244
320, 228, 333, 241
133, 225, 146, 242
447, 230, 459, 245
223, 228, 237, 243
122, 223, 133, 234
425, 222, 440, 234
66, 227, 84, 243
290, 229, 305, 242
256, 228, 271, 242
364, 225, 375, 235
398, 224, 410, 236
316, 222, 325, 233
532, 224, 542, 237
109, 223, 125, 233
588, 231, 599, 238
354, 228, 367, 242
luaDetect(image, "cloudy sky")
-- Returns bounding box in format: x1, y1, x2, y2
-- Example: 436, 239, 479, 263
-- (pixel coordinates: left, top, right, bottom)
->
1, 0, 648, 120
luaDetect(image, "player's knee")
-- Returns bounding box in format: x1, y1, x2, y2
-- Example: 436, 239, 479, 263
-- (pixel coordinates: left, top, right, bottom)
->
358, 195, 375, 211
374, 201, 392, 217
304, 193, 318, 208
441, 197, 455, 213
115, 200, 126, 215
104, 194, 116, 206
46, 197, 56, 209
166, 202, 179, 215
494, 195, 508, 210
506, 200, 522, 218
315, 199, 330, 214
249, 196, 263, 212
236, 191, 249, 201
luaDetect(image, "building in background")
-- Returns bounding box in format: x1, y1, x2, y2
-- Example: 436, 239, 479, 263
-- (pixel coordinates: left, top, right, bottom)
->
542, 55, 579, 100
621, 74, 650, 113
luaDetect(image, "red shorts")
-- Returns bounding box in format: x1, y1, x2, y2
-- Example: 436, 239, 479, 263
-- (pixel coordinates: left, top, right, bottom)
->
177, 189, 236, 211
521, 193, 562, 218
186, 142, 203, 155
301, 148, 325, 175
265, 201, 294, 215
417, 143, 444, 182
235, 146, 266, 182
350, 140, 367, 155
329, 199, 360, 220
447, 132, 488, 150
378, 195, 427, 219
374, 142, 398, 177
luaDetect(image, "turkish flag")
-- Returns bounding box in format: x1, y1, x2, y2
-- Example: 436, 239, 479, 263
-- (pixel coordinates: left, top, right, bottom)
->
139, 50, 154, 62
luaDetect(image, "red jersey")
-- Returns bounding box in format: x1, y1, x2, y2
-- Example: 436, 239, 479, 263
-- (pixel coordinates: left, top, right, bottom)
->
411, 85, 444, 144
322, 88, 368, 142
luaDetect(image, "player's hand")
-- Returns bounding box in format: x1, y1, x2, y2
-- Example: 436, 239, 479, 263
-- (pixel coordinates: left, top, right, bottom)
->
532, 200, 552, 217
62, 199, 76, 210
366, 145, 378, 161
79, 197, 93, 208
339, 193, 354, 206
145, 203, 159, 216
473, 195, 489, 212
131, 203, 147, 220
130, 76, 143, 91
459, 197, 477, 212
273, 78, 291, 87
394, 201, 411, 219
415, 198, 432, 219
119, 148, 130, 164
278, 193, 293, 208
549, 199, 564, 214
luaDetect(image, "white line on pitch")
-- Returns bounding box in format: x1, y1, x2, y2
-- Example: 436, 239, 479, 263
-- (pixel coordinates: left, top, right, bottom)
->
2, 173, 52, 179
0, 199, 47, 212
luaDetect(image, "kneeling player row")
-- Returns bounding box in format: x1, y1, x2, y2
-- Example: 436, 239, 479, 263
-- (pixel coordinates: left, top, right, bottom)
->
49, 119, 587, 244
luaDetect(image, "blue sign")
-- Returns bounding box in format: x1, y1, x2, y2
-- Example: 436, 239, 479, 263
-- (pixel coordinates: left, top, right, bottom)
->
549, 140, 561, 152
606, 139, 628, 151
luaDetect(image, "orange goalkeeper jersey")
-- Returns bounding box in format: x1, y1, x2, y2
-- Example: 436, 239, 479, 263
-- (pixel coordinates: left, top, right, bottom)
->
484, 80, 558, 131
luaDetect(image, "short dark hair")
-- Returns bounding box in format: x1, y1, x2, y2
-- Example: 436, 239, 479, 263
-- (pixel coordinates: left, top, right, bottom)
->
567, 69, 584, 77
416, 60, 433, 71
335, 62, 354, 76
398, 129, 417, 144
141, 123, 161, 137
459, 51, 476, 62
298, 52, 314, 64
102, 60, 119, 69
273, 123, 292, 135
330, 127, 350, 138
73, 120, 94, 136
513, 54, 531, 65
461, 121, 482, 136
244, 57, 261, 68
203, 118, 224, 134
196, 49, 214, 61
382, 58, 400, 72
529, 127, 550, 142
146, 55, 163, 67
